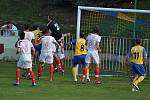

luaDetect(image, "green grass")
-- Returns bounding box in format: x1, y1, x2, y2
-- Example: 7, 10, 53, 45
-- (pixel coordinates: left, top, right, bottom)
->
0, 63, 150, 100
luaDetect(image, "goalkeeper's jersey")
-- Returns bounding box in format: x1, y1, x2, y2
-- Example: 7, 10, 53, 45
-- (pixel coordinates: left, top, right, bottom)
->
127, 45, 147, 64
75, 38, 87, 56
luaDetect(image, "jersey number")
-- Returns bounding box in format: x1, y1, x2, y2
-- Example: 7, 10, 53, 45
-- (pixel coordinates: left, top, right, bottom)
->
133, 52, 139, 60
80, 45, 84, 51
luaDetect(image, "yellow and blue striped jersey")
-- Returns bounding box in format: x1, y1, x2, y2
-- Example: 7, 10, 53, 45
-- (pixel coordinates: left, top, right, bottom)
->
75, 38, 87, 56
127, 45, 147, 64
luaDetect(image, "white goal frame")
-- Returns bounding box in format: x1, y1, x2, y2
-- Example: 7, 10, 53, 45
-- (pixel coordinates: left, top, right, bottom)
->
76, 6, 150, 39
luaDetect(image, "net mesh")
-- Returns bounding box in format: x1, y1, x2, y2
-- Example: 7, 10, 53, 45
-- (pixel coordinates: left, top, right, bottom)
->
80, 10, 150, 38
78, 8, 150, 76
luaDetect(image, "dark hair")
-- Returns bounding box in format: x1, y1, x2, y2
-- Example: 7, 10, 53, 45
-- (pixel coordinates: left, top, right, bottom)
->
93, 26, 99, 33
135, 38, 141, 45
41, 26, 49, 34
19, 30, 25, 40
23, 24, 29, 30
80, 32, 85, 38
48, 15, 53, 20
32, 24, 39, 30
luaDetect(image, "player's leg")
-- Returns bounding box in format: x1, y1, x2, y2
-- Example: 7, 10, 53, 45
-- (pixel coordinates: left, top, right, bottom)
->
28, 68, 36, 86
38, 53, 45, 80
60, 58, 65, 74
53, 53, 61, 72
81, 63, 89, 84
14, 59, 22, 85
81, 54, 90, 82
46, 53, 54, 81
92, 51, 101, 84
72, 56, 79, 82
81, 53, 91, 84
14, 67, 21, 85
25, 60, 36, 86
133, 64, 145, 90
53, 58, 58, 73
58, 51, 65, 73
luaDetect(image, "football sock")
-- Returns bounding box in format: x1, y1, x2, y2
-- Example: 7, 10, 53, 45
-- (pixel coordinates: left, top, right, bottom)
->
94, 66, 100, 81
49, 64, 54, 81
132, 75, 139, 83
29, 69, 36, 84
16, 68, 20, 82
55, 57, 61, 66
38, 65, 43, 77
82, 67, 88, 80
60, 62, 65, 72
86, 68, 90, 79
72, 67, 77, 79
134, 76, 145, 85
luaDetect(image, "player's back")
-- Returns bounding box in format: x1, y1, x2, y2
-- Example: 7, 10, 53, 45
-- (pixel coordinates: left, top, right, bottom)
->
24, 31, 35, 42
86, 33, 101, 51
75, 38, 87, 55
32, 30, 40, 44
41, 36, 56, 53
18, 39, 33, 55
131, 45, 146, 64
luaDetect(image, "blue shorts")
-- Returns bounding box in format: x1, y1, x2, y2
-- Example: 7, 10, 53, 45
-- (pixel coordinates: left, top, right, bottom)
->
34, 44, 41, 53
130, 62, 145, 76
73, 54, 86, 67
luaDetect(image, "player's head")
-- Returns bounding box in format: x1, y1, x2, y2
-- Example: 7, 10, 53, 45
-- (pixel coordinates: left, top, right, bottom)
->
80, 32, 85, 38
32, 24, 40, 30
135, 38, 141, 45
41, 26, 49, 35
48, 15, 53, 21
19, 30, 25, 40
93, 26, 99, 34
23, 24, 29, 30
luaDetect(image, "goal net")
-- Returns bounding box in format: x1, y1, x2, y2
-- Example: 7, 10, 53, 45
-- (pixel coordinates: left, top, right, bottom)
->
76, 6, 150, 76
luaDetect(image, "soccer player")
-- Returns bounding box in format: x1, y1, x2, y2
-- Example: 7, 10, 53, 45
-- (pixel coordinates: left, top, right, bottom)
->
37, 27, 59, 81
47, 15, 62, 73
14, 30, 36, 86
54, 32, 71, 74
71, 32, 87, 82
81, 27, 102, 84
32, 25, 42, 63
22, 24, 35, 79
126, 39, 147, 91
57, 38, 65, 73
47, 15, 62, 41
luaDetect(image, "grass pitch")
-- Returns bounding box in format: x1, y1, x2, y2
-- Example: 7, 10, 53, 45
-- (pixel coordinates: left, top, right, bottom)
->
0, 63, 150, 100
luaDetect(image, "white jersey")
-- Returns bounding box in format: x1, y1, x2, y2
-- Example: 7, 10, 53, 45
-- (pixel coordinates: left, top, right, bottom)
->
40, 35, 57, 53
86, 33, 101, 51
17, 40, 33, 55
24, 31, 35, 41
17, 39, 33, 65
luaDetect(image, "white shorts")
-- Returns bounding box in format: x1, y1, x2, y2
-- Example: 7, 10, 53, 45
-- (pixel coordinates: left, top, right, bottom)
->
17, 54, 32, 69
85, 51, 99, 64
39, 52, 53, 64
58, 52, 65, 59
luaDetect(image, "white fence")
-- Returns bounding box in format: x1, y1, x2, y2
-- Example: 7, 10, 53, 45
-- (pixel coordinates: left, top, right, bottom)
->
0, 35, 150, 76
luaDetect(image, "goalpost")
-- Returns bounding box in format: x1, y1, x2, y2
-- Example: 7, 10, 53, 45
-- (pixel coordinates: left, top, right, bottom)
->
76, 6, 150, 76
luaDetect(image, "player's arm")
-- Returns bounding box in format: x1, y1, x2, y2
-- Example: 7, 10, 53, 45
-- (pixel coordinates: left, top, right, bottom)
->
143, 48, 148, 65
125, 50, 132, 65
16, 47, 20, 54
31, 46, 35, 57
16, 40, 21, 54
31, 32, 35, 44
96, 41, 101, 52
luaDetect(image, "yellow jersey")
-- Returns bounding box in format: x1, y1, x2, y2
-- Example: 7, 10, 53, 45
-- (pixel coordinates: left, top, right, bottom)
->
32, 30, 41, 44
128, 45, 147, 64
75, 38, 87, 55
